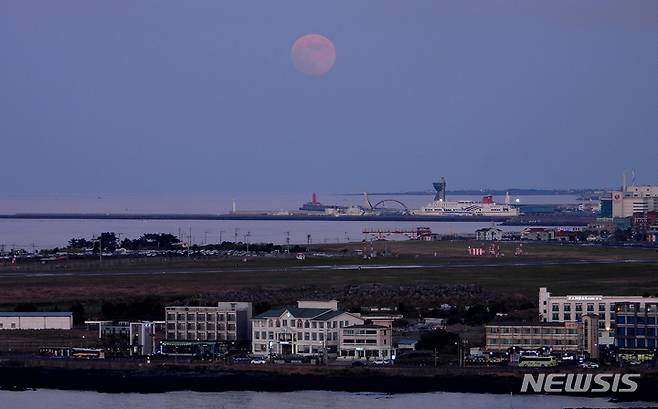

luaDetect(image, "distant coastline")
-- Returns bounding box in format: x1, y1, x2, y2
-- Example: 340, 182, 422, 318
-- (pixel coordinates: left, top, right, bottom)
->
342, 189, 608, 196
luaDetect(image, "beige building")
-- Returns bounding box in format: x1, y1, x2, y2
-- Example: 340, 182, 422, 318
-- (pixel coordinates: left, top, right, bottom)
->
539, 287, 658, 345
165, 302, 252, 342
486, 315, 598, 356
338, 324, 393, 360
612, 185, 658, 218
475, 227, 503, 241
0, 312, 73, 330
251, 300, 363, 356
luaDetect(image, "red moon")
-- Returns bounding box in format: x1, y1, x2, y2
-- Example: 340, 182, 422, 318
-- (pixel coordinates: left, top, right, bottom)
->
291, 34, 336, 77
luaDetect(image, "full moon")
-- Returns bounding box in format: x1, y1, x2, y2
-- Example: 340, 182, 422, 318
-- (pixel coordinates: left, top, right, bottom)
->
291, 34, 336, 77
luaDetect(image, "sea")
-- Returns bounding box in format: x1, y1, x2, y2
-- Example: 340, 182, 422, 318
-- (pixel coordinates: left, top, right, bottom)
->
0, 192, 581, 250
0, 389, 654, 409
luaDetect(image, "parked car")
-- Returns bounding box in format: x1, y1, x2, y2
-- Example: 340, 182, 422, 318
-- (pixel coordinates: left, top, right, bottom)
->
250, 358, 267, 365
580, 361, 599, 369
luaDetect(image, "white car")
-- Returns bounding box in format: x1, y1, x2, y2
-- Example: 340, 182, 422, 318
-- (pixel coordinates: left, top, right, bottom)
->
580, 361, 599, 369
250, 358, 267, 365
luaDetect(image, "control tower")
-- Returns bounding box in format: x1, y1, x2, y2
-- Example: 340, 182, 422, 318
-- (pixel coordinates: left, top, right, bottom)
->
432, 177, 446, 201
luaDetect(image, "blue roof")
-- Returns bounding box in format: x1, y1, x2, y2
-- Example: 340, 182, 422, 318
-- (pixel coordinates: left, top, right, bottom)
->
398, 338, 418, 345
0, 312, 72, 317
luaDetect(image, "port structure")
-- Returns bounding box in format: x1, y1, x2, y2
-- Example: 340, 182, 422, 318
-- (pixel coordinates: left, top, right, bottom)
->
362, 227, 433, 241
363, 193, 410, 214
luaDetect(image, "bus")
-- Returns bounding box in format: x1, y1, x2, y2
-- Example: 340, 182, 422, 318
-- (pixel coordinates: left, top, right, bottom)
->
39, 347, 105, 360
71, 348, 105, 360
518, 355, 558, 368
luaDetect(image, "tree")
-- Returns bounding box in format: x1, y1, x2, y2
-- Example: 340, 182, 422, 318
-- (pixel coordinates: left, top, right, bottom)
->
70, 301, 86, 325
68, 238, 93, 249
96, 232, 119, 252
416, 329, 460, 351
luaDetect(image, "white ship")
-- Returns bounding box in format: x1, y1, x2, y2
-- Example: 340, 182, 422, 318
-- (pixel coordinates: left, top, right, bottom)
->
412, 177, 520, 217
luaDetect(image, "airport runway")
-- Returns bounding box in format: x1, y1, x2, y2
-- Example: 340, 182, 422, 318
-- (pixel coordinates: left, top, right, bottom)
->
0, 258, 650, 279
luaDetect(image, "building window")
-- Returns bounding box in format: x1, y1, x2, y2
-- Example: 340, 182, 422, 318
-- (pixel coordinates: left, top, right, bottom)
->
564, 313, 571, 321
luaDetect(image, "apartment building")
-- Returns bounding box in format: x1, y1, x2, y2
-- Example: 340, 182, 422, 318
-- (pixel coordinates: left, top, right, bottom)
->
252, 300, 363, 356
539, 287, 658, 345
165, 302, 252, 343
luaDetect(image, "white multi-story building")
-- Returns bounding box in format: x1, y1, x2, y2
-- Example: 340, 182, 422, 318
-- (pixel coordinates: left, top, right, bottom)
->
539, 287, 658, 345
0, 312, 73, 330
165, 302, 252, 342
251, 300, 363, 356
612, 185, 658, 218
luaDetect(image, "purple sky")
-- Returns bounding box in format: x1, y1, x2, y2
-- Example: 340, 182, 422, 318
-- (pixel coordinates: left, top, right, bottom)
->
1, 1, 657, 193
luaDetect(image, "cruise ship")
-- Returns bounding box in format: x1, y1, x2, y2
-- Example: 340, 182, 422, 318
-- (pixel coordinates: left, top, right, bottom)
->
413, 177, 520, 217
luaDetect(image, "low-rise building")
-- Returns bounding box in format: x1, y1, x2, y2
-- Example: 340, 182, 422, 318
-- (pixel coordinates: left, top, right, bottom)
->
397, 338, 418, 351
338, 324, 393, 360
485, 315, 599, 356
87, 320, 166, 355
521, 228, 555, 241
475, 227, 503, 241
251, 300, 363, 356
539, 287, 658, 345
165, 302, 252, 344
0, 312, 73, 330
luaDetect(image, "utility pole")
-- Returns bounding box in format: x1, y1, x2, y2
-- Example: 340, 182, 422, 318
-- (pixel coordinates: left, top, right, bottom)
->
244, 232, 251, 252
234, 228, 239, 244
188, 227, 192, 257
219, 230, 225, 244
284, 232, 291, 253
